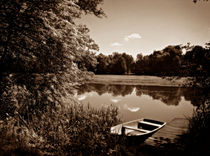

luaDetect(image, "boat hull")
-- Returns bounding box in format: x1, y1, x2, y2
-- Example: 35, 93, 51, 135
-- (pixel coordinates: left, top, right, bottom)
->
110, 118, 166, 144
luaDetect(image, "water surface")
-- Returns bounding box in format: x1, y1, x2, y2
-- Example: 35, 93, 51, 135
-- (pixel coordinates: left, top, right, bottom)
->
75, 84, 202, 122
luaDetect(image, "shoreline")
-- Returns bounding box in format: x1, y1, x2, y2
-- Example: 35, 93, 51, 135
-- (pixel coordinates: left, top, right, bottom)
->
87, 75, 191, 87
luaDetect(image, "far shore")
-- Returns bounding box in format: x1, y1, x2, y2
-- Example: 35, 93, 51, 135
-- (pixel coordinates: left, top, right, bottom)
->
87, 75, 192, 87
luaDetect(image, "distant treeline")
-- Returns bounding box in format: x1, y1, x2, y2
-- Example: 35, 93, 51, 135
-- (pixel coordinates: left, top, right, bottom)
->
76, 43, 210, 76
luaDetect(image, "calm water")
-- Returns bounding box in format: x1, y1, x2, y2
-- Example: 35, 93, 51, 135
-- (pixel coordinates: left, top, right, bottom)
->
74, 83, 203, 122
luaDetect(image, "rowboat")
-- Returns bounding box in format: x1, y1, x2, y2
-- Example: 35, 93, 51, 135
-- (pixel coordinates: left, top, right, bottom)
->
110, 118, 166, 144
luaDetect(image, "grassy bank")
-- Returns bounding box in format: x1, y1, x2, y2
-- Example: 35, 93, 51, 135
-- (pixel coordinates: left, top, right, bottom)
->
0, 100, 121, 156
88, 75, 191, 87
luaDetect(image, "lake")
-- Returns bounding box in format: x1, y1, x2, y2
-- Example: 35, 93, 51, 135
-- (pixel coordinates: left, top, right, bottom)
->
74, 83, 202, 122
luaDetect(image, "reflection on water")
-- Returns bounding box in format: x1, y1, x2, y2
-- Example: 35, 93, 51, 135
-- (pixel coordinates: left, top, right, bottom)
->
75, 84, 203, 122
110, 98, 121, 103
123, 103, 140, 112
77, 95, 87, 101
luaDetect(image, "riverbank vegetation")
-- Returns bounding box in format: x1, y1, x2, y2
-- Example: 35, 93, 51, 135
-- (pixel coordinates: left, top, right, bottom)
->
0, 102, 120, 155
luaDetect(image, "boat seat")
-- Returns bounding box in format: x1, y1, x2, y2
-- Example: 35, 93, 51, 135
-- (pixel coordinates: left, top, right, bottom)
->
138, 121, 161, 127
122, 125, 150, 133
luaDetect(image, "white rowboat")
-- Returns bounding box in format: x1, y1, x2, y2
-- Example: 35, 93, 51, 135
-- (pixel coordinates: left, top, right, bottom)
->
111, 118, 166, 143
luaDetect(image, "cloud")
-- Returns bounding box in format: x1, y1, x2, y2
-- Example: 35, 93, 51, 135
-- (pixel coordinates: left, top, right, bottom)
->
124, 33, 141, 41
110, 42, 123, 47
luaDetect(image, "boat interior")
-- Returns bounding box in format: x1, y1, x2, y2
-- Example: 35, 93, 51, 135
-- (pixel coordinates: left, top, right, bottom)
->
111, 119, 165, 136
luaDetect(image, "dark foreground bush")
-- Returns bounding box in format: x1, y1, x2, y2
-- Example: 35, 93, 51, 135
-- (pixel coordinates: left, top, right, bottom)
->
179, 99, 210, 156
0, 100, 120, 156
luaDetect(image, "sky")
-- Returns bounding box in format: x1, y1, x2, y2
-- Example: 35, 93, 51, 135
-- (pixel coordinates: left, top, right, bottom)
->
79, 0, 210, 58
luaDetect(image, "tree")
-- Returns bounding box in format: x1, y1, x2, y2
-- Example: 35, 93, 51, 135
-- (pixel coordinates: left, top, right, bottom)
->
161, 45, 182, 75
96, 53, 109, 74
184, 45, 210, 87
122, 53, 134, 74
134, 45, 183, 76
134, 53, 145, 75
136, 53, 143, 62
75, 50, 98, 72
0, 0, 104, 118
109, 52, 127, 74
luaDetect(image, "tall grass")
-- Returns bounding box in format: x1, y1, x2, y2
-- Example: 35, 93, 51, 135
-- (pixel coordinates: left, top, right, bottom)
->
0, 100, 121, 155
180, 99, 210, 155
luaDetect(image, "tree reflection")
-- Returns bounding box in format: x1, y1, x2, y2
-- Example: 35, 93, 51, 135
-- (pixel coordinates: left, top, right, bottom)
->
77, 83, 202, 106
136, 86, 182, 106
181, 88, 204, 106
77, 84, 134, 97
108, 85, 134, 97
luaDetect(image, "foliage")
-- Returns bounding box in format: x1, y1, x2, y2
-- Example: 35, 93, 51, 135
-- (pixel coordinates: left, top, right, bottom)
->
91, 44, 209, 81
0, 0, 115, 155
0, 102, 120, 155
134, 45, 182, 76
75, 50, 98, 72
0, 0, 104, 117
95, 52, 134, 75
76, 0, 105, 17
186, 100, 210, 143
183, 45, 210, 87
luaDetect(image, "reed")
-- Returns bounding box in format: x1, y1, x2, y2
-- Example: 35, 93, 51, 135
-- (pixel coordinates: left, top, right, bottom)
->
0, 100, 121, 155
182, 100, 210, 155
